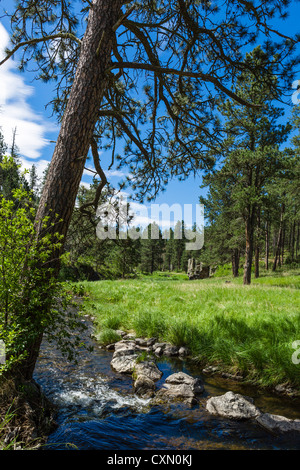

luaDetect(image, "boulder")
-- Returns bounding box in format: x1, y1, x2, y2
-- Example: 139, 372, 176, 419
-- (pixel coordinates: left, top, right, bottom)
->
146, 337, 157, 347
206, 391, 261, 420
114, 340, 136, 353
164, 345, 179, 357
152, 342, 178, 356
110, 353, 138, 374
157, 372, 204, 405
202, 365, 219, 375
135, 338, 148, 347
154, 347, 164, 356
123, 333, 136, 340
153, 342, 168, 351
178, 347, 189, 356
256, 413, 300, 434
110, 340, 139, 373
134, 361, 163, 382
133, 374, 156, 398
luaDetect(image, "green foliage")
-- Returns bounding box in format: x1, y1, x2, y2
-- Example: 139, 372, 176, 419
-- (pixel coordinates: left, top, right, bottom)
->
96, 328, 121, 346
140, 223, 164, 274
167, 319, 190, 347
132, 310, 167, 339
0, 185, 88, 376
102, 313, 123, 330
200, 46, 294, 283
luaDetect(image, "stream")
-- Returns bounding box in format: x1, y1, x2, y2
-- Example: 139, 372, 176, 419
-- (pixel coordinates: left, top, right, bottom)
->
33, 320, 300, 451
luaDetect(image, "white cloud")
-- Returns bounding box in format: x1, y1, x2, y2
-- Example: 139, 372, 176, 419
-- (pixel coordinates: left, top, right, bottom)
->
83, 164, 128, 179
0, 23, 57, 159
19, 157, 49, 181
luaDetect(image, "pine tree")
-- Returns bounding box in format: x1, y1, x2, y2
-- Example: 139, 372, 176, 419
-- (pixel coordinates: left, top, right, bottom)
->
209, 47, 292, 284
140, 223, 163, 274
1, 0, 298, 379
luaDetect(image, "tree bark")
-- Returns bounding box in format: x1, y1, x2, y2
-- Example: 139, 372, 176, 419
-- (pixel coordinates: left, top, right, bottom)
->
243, 209, 256, 285
22, 0, 123, 380
35, 0, 122, 253
272, 202, 285, 271
296, 222, 300, 259
254, 211, 261, 278
255, 245, 259, 278
265, 220, 269, 270
290, 220, 295, 262
231, 248, 240, 277
281, 223, 285, 265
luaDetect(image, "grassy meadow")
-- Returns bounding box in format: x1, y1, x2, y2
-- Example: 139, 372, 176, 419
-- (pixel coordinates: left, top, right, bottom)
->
78, 267, 300, 390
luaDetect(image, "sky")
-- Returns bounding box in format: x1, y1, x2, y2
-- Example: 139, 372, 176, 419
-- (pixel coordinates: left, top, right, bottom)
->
0, 1, 299, 229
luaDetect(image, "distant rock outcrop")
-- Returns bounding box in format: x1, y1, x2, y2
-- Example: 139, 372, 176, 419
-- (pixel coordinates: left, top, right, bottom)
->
187, 258, 215, 280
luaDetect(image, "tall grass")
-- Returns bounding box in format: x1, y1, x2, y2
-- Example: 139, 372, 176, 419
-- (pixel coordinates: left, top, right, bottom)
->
79, 271, 300, 389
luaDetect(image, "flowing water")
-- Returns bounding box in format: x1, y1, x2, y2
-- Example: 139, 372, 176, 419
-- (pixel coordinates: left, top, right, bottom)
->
34, 321, 300, 450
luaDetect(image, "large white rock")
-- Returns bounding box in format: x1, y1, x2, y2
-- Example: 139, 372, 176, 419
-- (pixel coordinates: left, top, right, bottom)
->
110, 353, 138, 374
206, 391, 261, 420
134, 361, 163, 382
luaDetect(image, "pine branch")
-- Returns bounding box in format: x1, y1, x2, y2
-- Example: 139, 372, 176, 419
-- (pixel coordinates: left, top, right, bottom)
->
0, 33, 82, 67
108, 61, 260, 108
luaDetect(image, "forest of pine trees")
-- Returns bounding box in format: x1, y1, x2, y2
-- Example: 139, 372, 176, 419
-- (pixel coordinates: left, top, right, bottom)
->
1, 115, 299, 284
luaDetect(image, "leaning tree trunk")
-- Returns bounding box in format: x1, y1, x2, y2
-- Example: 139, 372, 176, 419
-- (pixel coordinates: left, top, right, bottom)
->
21, 0, 123, 381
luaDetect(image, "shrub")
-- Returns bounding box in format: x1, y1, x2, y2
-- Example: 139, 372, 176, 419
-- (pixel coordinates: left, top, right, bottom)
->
0, 186, 88, 377
96, 328, 121, 345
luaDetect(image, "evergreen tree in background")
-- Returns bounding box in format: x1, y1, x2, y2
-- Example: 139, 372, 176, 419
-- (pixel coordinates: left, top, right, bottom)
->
140, 223, 164, 274
201, 47, 292, 285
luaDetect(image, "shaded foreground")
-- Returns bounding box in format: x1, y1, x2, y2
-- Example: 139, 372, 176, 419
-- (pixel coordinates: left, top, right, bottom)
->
33, 318, 300, 450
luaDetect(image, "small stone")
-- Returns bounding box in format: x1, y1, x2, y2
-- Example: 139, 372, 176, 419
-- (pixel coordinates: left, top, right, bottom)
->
116, 330, 126, 337
146, 337, 157, 347
106, 343, 115, 351
178, 347, 189, 356
154, 347, 163, 356
164, 345, 179, 357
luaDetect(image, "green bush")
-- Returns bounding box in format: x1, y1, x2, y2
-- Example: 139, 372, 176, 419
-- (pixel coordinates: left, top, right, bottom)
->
96, 328, 121, 345
0, 185, 88, 377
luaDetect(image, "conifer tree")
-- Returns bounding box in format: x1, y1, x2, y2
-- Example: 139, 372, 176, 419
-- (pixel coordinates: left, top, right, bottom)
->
205, 46, 292, 284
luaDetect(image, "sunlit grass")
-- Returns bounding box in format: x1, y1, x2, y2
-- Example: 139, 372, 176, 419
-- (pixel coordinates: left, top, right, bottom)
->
78, 268, 300, 389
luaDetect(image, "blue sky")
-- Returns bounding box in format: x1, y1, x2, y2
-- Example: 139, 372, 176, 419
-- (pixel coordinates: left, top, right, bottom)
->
0, 1, 299, 227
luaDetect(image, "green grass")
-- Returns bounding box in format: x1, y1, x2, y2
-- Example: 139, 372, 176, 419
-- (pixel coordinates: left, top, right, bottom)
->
78, 268, 300, 390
